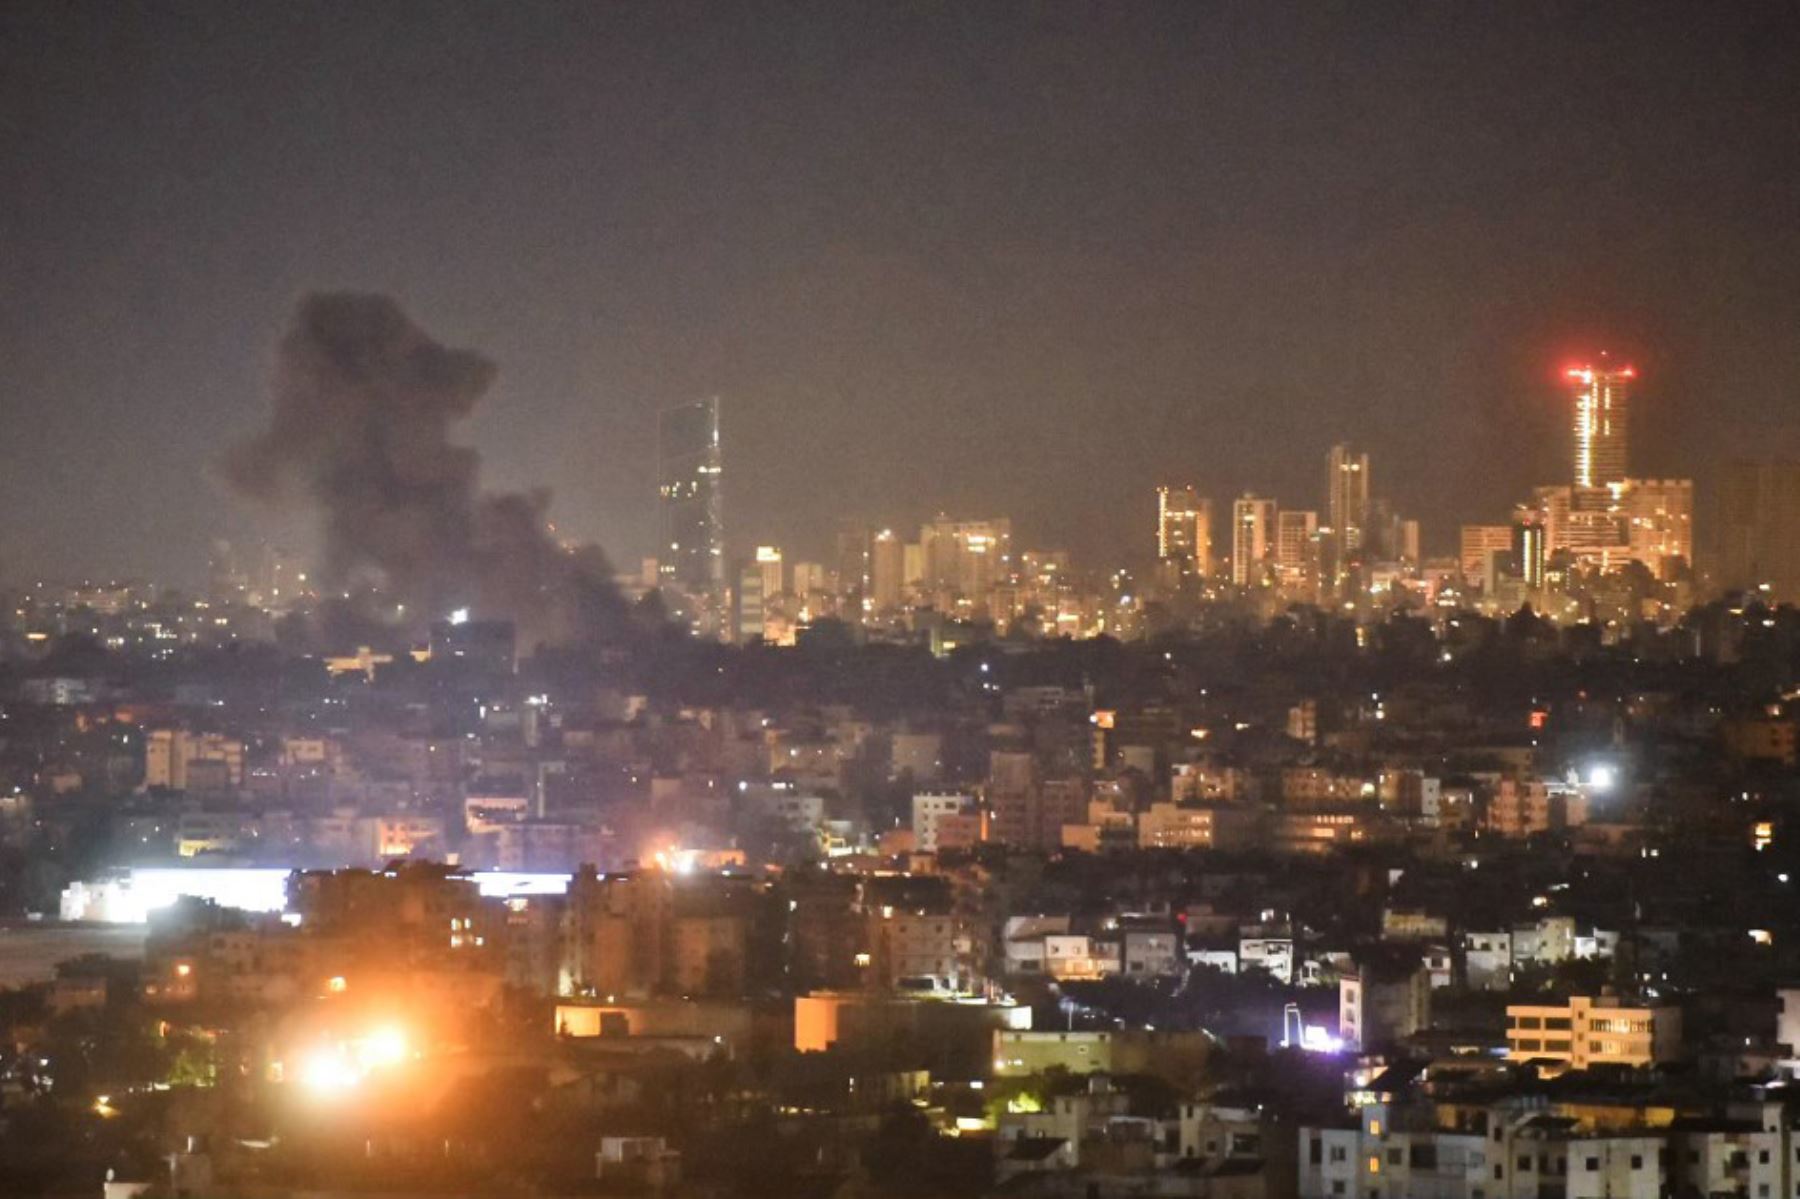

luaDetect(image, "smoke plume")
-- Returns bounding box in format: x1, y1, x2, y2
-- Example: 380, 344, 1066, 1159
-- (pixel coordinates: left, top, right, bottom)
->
226, 292, 630, 648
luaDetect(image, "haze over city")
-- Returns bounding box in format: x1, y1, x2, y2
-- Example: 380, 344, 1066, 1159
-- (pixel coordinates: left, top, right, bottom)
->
5, 3, 1800, 583
7, 7, 1800, 1199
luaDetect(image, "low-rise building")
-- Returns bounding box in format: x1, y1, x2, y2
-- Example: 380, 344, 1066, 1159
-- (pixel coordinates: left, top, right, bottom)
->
1504, 995, 1682, 1070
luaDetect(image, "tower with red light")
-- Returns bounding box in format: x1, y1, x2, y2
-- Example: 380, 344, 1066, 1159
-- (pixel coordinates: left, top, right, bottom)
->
1566, 359, 1634, 488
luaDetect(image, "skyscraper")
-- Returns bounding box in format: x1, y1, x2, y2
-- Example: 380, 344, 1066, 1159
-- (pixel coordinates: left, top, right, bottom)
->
870, 529, 904, 612
1231, 494, 1277, 587
1513, 522, 1547, 590
833, 520, 872, 599
920, 516, 1012, 601
752, 545, 784, 601
657, 397, 724, 633
1519, 475, 1691, 580
1568, 361, 1633, 487
735, 560, 766, 643
1156, 486, 1212, 578
1719, 461, 1800, 600
1275, 509, 1319, 590
1326, 444, 1370, 563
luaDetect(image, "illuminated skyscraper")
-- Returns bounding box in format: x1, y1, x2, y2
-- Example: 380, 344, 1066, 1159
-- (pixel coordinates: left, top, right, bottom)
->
1326, 444, 1370, 562
657, 397, 725, 632
753, 545, 784, 600
1568, 361, 1634, 487
1156, 486, 1212, 577
1513, 522, 1547, 590
1275, 509, 1319, 589
1231, 494, 1277, 586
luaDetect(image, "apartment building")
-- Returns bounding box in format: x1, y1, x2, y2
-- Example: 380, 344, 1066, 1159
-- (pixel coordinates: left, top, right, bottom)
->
1505, 994, 1681, 1070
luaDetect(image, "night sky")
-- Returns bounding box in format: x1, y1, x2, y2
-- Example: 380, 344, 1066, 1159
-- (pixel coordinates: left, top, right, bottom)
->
4, 2, 1800, 584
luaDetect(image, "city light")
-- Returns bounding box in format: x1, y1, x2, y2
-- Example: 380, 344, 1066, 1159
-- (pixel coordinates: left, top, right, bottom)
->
1299, 1026, 1344, 1053
5, 11, 1798, 1194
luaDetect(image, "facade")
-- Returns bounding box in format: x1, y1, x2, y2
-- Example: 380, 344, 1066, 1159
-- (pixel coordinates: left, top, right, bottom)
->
1157, 485, 1213, 578
1517, 478, 1692, 579
1276, 509, 1321, 590
1339, 957, 1430, 1050
911, 792, 979, 854
1621, 479, 1693, 578
1327, 444, 1371, 564
1514, 521, 1547, 589
143, 730, 245, 793
1487, 777, 1588, 838
1300, 1104, 1672, 1199
1232, 494, 1278, 587
1504, 995, 1681, 1069
868, 908, 966, 989
870, 528, 905, 611
918, 516, 1013, 603
657, 397, 726, 635
1460, 525, 1515, 592
1137, 802, 1257, 850
734, 559, 766, 643
1569, 362, 1633, 488
990, 779, 1087, 852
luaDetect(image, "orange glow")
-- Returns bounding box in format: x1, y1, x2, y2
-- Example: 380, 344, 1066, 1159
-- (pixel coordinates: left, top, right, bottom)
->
1564, 363, 1636, 380
289, 1025, 416, 1097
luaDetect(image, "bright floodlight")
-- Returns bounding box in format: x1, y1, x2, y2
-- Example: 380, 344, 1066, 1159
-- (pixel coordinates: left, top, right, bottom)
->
1300, 1025, 1344, 1053
448, 607, 470, 625
1586, 765, 1616, 792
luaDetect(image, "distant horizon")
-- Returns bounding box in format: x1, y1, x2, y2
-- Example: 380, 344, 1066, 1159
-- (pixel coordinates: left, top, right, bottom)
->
6, 4, 1800, 586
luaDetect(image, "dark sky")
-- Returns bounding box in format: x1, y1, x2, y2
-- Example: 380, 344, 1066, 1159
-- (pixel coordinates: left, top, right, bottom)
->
5, 2, 1800, 584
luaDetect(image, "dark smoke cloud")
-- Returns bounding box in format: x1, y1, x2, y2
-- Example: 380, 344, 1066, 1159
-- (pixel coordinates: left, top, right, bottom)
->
227, 292, 631, 648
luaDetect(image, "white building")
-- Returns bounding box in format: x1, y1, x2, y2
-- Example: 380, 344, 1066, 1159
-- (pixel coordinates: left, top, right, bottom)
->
911, 791, 978, 854
1240, 937, 1295, 984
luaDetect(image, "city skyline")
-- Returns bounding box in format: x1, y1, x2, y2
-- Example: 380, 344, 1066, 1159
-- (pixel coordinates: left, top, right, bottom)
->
0, 351, 1733, 588
6, 5, 1800, 585
8, 8, 1800, 1194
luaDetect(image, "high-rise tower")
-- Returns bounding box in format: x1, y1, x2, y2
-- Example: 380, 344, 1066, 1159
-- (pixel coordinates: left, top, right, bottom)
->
657, 397, 725, 634
1156, 486, 1212, 578
1231, 494, 1277, 586
870, 529, 905, 612
1568, 361, 1633, 487
1326, 444, 1370, 562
